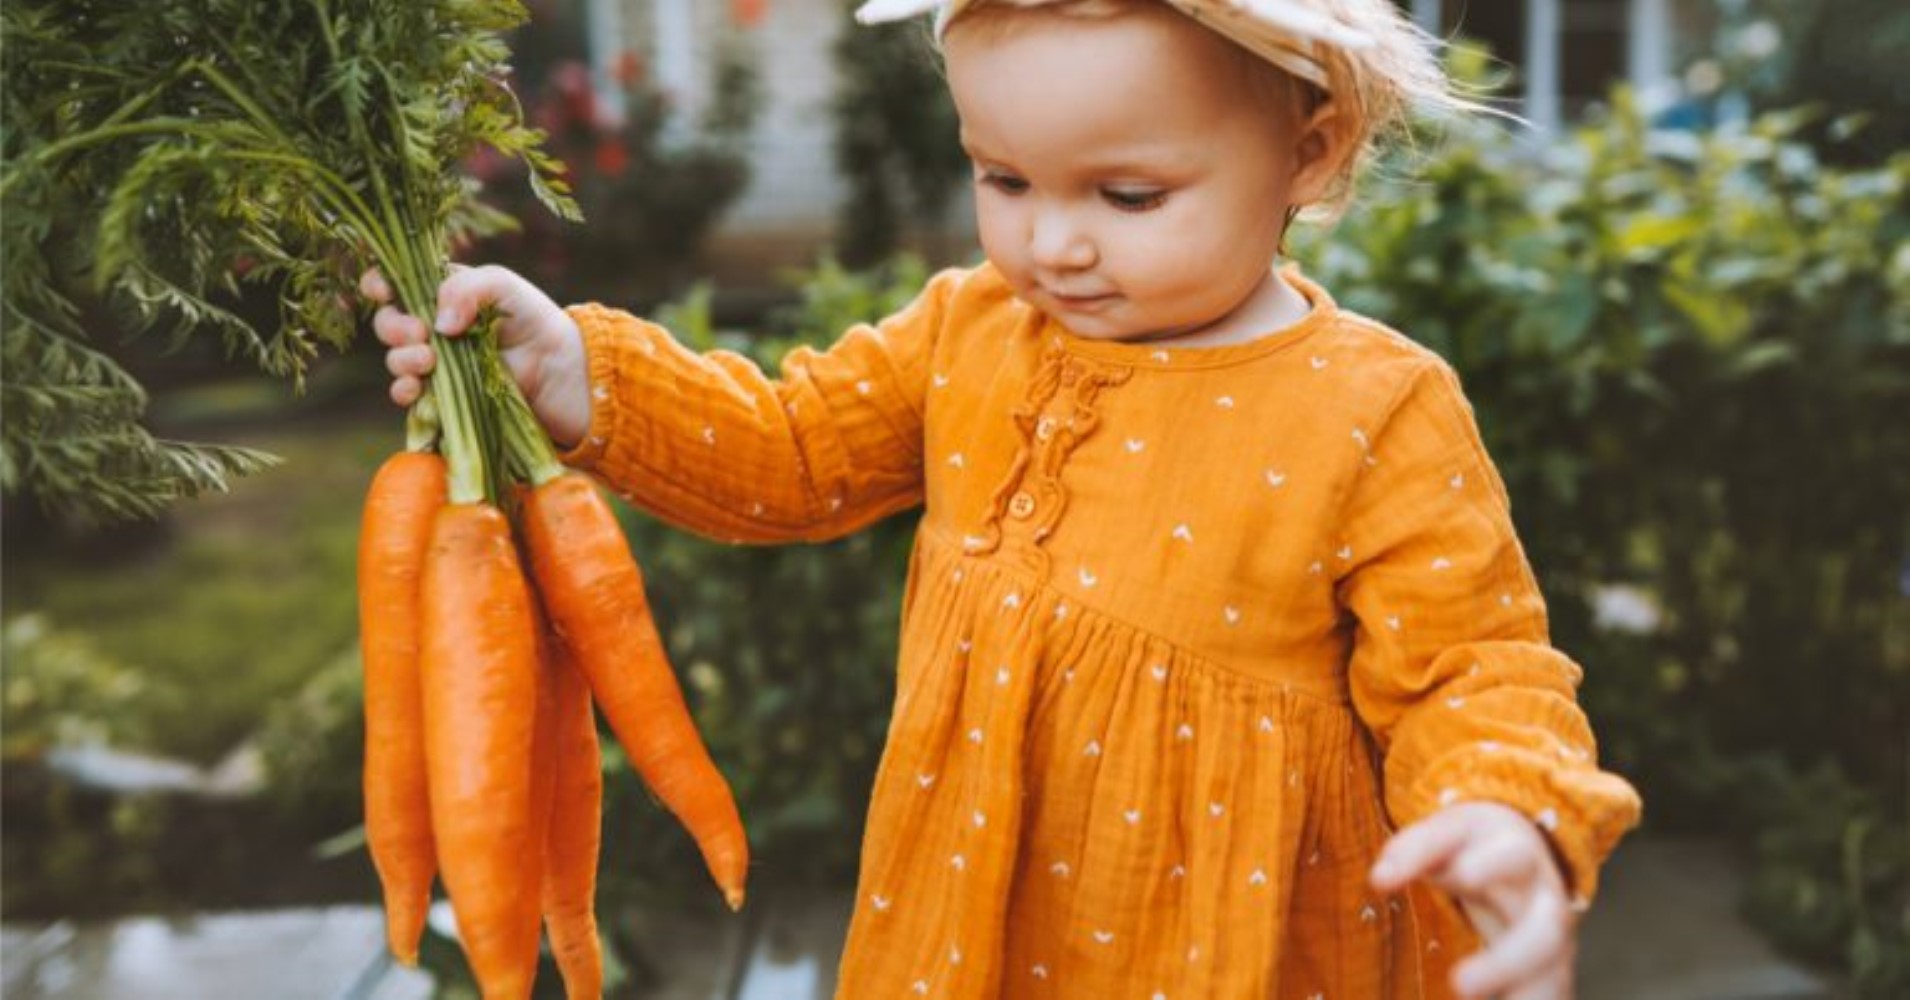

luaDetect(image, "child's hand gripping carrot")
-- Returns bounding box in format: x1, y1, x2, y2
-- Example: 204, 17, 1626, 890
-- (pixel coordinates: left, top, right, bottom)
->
364, 266, 591, 448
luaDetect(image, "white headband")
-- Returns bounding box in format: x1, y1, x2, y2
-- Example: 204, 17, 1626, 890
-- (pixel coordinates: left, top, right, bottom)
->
853, 0, 1375, 90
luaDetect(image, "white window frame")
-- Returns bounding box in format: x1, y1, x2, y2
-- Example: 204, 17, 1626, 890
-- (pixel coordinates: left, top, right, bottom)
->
1417, 0, 1680, 132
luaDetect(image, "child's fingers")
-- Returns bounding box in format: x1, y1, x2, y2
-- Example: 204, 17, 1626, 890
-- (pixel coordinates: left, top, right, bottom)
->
359, 268, 392, 305
431, 263, 495, 337
1370, 811, 1472, 892
1450, 887, 1571, 999
1440, 829, 1539, 902
373, 305, 431, 348
391, 374, 424, 408
386, 343, 436, 380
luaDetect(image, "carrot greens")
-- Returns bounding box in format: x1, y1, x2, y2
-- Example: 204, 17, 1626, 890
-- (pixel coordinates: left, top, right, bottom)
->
2, 0, 578, 520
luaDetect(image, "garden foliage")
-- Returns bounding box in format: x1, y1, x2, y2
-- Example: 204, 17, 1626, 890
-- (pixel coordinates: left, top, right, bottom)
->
829, 2, 968, 267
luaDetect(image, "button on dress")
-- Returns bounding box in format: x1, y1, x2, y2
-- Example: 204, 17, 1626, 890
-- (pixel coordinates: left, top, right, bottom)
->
559, 263, 1642, 999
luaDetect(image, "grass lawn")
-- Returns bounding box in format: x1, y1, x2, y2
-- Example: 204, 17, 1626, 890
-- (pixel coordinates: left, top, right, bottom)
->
4, 382, 401, 767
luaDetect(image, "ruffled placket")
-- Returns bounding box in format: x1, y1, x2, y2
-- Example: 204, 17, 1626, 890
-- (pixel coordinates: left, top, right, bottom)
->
963, 340, 1132, 577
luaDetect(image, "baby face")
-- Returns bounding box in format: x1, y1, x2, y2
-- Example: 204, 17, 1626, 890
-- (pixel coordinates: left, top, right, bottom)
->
945, 6, 1315, 344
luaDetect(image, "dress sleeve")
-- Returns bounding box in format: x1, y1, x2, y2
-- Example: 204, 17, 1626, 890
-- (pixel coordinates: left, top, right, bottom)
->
1335, 358, 1642, 906
554, 268, 963, 544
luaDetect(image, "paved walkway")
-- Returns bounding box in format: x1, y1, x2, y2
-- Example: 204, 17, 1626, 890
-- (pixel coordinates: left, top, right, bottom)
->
0, 837, 1845, 999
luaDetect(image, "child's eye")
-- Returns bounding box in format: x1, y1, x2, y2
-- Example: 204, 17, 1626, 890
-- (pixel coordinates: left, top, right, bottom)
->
979, 171, 1029, 195
1102, 187, 1166, 212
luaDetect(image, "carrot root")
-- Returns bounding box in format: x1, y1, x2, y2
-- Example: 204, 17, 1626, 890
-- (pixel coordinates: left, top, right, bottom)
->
421, 502, 544, 998
521, 473, 750, 910
358, 451, 447, 965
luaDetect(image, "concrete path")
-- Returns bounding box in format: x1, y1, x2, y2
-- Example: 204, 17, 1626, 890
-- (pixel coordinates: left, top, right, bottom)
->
0, 837, 1845, 999
1577, 838, 1844, 999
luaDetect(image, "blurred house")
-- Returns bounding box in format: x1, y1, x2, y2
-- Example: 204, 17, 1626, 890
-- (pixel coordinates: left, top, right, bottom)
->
585, 0, 1707, 284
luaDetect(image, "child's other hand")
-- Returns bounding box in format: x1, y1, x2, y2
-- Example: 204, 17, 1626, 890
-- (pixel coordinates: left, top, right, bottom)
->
1370, 801, 1577, 1000
363, 264, 590, 448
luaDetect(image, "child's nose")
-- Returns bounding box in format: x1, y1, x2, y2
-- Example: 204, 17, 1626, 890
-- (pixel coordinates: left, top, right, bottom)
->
1029, 207, 1097, 271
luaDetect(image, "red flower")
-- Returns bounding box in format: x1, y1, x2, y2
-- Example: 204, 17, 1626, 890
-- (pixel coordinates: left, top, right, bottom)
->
550, 61, 599, 131
730, 0, 768, 28
594, 137, 630, 177
613, 50, 645, 87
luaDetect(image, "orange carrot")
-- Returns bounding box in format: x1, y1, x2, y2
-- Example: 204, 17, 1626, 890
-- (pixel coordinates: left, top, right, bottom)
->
525, 603, 560, 986
520, 472, 749, 910
540, 628, 605, 998
420, 502, 544, 999
357, 450, 447, 966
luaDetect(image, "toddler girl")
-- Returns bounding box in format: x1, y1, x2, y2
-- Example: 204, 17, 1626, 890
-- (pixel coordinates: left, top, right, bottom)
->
370, 1, 1642, 996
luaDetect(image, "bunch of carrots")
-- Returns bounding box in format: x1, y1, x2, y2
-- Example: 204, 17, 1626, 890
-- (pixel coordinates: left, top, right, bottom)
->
3, 0, 747, 992
356, 329, 749, 999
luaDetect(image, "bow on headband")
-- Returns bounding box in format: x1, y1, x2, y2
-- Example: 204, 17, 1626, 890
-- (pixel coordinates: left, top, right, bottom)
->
853, 0, 1375, 89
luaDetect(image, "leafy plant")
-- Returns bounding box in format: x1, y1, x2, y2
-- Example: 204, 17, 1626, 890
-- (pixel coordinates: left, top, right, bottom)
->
829, 2, 968, 267
1, 613, 154, 761
1, 0, 577, 524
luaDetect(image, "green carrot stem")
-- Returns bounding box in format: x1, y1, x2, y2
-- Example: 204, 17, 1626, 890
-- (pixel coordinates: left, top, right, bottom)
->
498, 385, 564, 488
405, 390, 441, 454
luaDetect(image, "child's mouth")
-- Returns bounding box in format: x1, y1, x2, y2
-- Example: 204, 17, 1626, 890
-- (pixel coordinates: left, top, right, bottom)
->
1048, 289, 1115, 310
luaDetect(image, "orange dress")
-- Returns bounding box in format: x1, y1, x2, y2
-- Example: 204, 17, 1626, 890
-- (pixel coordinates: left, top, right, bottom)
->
559, 263, 1642, 999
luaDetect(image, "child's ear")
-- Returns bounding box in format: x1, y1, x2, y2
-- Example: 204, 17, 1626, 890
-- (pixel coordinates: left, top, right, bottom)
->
1287, 104, 1355, 207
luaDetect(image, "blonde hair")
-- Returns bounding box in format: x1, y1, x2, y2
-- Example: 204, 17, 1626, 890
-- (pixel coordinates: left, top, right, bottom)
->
941, 0, 1483, 222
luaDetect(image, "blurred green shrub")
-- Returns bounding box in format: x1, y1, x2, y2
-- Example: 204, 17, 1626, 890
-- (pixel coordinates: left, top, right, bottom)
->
1297, 93, 1908, 992
2, 613, 155, 759
829, 2, 967, 267
255, 645, 367, 827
